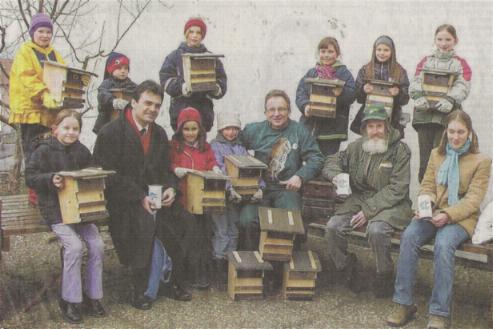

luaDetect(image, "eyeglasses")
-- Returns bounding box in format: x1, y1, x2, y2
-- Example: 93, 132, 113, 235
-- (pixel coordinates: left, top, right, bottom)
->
265, 107, 289, 114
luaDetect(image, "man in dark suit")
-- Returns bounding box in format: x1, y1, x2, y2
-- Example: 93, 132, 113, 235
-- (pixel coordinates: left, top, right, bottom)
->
94, 80, 190, 310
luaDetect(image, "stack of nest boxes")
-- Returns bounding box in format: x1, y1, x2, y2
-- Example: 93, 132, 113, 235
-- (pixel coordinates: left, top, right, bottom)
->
42, 61, 97, 127
301, 179, 337, 225
227, 206, 321, 301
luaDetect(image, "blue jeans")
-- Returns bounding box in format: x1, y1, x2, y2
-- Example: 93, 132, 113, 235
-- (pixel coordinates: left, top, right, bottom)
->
393, 219, 469, 317
145, 238, 172, 300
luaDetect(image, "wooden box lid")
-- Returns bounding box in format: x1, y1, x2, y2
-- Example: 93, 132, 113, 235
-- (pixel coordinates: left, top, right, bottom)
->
182, 53, 225, 59
58, 167, 115, 179
42, 61, 98, 78
258, 207, 305, 235
285, 251, 321, 273
187, 170, 229, 181
422, 68, 457, 76
305, 77, 345, 87
227, 251, 273, 271
364, 79, 400, 87
225, 155, 267, 169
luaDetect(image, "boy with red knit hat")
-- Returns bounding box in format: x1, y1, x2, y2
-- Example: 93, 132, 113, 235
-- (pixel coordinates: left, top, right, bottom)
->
93, 51, 137, 133
159, 17, 227, 133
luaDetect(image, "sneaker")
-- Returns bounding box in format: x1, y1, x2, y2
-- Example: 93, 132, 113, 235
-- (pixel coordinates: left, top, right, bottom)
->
427, 314, 449, 329
386, 304, 417, 327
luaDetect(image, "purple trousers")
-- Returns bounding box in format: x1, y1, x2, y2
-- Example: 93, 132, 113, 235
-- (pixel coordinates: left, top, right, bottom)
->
51, 223, 104, 303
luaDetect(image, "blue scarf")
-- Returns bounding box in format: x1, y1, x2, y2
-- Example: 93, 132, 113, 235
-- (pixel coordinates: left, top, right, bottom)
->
436, 139, 471, 205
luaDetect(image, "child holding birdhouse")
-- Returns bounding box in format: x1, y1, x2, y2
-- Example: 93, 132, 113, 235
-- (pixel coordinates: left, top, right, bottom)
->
25, 109, 106, 324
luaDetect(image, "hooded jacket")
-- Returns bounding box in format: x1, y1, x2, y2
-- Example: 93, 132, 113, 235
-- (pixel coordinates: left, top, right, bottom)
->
9, 40, 65, 125
322, 127, 413, 229
351, 37, 410, 135
296, 63, 356, 141
25, 136, 92, 225
159, 42, 227, 132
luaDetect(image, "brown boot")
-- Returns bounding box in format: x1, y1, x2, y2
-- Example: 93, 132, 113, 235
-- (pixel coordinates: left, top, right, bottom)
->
427, 314, 449, 329
386, 304, 417, 327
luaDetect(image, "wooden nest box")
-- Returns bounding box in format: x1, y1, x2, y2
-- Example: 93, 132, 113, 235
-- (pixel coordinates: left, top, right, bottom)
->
282, 250, 321, 300
184, 170, 229, 214
422, 69, 456, 108
258, 207, 305, 262
57, 168, 115, 224
182, 53, 224, 93
227, 251, 273, 300
224, 155, 267, 197
305, 78, 345, 118
302, 179, 337, 225
364, 79, 399, 118
41, 61, 97, 127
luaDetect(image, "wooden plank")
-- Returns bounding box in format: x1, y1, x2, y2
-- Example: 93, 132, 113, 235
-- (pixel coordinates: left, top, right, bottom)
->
286, 279, 316, 288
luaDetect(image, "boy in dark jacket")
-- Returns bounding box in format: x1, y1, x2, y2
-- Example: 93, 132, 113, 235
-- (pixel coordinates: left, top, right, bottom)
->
159, 17, 227, 132
92, 52, 137, 134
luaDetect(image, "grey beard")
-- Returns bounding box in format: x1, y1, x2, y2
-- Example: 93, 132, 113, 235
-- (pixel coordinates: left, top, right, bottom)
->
362, 138, 388, 154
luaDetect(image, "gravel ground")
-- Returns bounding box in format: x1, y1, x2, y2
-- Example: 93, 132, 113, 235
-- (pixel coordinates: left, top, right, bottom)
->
0, 231, 490, 329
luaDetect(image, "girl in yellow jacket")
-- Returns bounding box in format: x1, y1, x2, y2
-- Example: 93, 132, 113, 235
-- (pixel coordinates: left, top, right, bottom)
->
9, 13, 64, 161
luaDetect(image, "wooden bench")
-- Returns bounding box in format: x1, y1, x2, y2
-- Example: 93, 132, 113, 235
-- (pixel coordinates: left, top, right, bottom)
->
302, 179, 493, 322
0, 194, 109, 259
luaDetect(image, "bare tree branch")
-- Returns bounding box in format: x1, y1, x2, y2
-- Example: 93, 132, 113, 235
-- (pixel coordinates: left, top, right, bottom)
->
17, 0, 30, 29
38, 0, 45, 13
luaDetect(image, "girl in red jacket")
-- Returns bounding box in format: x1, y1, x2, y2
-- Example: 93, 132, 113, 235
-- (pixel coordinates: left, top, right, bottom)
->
170, 107, 221, 289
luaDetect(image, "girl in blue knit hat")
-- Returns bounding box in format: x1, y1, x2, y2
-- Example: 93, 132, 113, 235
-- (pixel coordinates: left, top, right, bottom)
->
92, 52, 137, 133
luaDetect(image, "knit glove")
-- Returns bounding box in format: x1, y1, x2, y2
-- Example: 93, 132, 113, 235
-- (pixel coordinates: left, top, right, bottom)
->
42, 92, 60, 109
209, 84, 222, 97
435, 98, 454, 113
181, 83, 192, 97
112, 98, 129, 110
414, 97, 429, 111
174, 167, 191, 178
250, 188, 263, 203
228, 188, 242, 203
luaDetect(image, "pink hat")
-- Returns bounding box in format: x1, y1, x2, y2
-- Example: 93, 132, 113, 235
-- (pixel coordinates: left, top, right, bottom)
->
29, 13, 53, 39
177, 107, 203, 131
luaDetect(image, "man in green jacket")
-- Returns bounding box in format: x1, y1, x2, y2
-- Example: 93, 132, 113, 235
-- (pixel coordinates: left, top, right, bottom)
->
239, 89, 324, 250
323, 104, 412, 298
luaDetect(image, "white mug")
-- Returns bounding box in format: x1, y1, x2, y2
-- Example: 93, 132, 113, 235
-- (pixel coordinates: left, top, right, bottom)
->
335, 173, 351, 196
418, 195, 433, 220
148, 185, 163, 209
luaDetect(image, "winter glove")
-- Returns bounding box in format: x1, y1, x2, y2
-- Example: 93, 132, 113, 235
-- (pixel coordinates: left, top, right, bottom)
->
250, 188, 263, 203
182, 83, 192, 97
435, 98, 454, 113
228, 188, 242, 203
174, 167, 191, 178
42, 92, 60, 109
112, 98, 129, 110
414, 97, 429, 111
212, 166, 223, 175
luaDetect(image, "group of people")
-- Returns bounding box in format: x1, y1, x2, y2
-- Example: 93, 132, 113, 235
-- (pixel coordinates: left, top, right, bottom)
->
8, 11, 490, 329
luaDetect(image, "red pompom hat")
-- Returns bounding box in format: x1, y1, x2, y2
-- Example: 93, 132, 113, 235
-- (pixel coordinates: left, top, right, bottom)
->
176, 107, 203, 131
105, 52, 130, 79
183, 17, 207, 39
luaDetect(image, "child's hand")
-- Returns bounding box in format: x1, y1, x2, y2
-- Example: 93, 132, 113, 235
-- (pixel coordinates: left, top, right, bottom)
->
363, 83, 373, 94
333, 87, 343, 97
112, 98, 129, 110
304, 104, 311, 117
212, 166, 223, 175
174, 167, 190, 178
228, 189, 242, 203
52, 174, 64, 189
435, 98, 453, 113
181, 83, 192, 97
250, 188, 263, 203
414, 97, 429, 110
389, 86, 399, 96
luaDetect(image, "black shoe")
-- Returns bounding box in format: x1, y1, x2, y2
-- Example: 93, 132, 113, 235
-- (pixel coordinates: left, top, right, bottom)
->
191, 271, 210, 290
59, 299, 82, 324
83, 296, 106, 317
373, 272, 394, 298
131, 294, 153, 310
170, 284, 192, 301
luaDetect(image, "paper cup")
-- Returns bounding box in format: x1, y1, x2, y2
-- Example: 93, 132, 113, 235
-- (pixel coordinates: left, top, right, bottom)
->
148, 185, 162, 209
418, 195, 433, 220
336, 173, 350, 197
